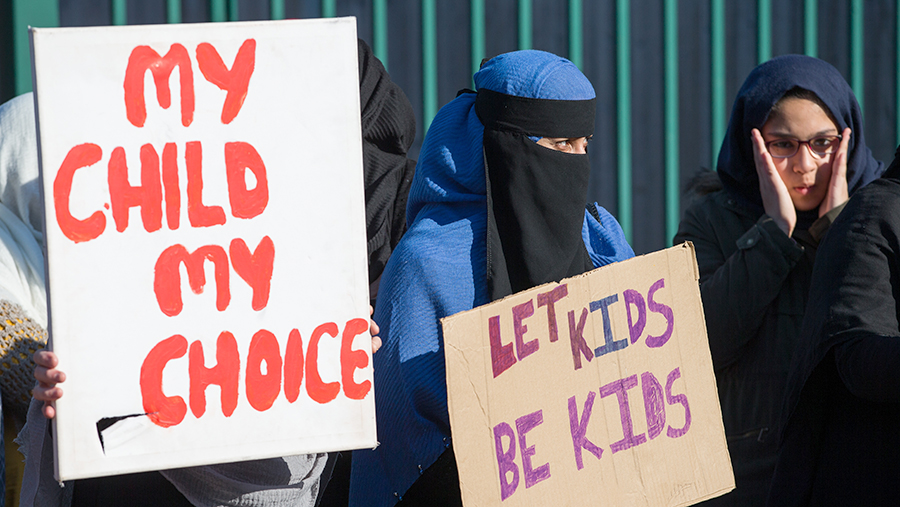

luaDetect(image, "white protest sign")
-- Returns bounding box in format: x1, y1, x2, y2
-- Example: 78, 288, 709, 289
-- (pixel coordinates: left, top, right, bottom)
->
443, 243, 734, 506
31, 17, 374, 480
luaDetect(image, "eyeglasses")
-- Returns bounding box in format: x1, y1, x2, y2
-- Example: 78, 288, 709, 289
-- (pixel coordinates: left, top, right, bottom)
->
764, 135, 842, 159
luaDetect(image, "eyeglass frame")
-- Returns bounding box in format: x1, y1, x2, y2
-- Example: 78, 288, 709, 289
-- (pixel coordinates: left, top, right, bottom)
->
763, 134, 843, 159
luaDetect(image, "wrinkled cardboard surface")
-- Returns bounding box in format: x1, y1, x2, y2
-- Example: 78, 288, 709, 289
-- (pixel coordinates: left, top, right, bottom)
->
443, 243, 734, 506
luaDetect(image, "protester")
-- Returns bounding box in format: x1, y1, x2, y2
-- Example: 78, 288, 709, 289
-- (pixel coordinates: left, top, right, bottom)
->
349, 49, 634, 506
355, 39, 417, 304
673, 55, 883, 505
19, 37, 410, 507
0, 91, 53, 507
318, 37, 418, 507
766, 146, 900, 506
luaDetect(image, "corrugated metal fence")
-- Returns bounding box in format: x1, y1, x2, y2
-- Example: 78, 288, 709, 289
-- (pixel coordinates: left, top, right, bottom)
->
3, 0, 900, 254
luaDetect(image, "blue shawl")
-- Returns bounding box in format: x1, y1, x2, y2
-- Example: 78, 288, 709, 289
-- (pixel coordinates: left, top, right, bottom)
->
349, 50, 634, 506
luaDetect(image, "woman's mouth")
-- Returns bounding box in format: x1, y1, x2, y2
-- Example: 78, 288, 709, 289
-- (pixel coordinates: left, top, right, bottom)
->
793, 185, 813, 195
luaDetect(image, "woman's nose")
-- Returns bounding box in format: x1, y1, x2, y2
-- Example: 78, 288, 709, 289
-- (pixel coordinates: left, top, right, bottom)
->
791, 144, 818, 173
574, 139, 588, 155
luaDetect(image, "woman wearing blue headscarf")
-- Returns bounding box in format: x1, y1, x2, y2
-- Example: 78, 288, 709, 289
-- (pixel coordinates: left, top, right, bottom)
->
673, 55, 884, 506
349, 50, 634, 506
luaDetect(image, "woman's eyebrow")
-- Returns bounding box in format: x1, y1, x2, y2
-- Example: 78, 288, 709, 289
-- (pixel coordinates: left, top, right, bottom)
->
766, 128, 838, 138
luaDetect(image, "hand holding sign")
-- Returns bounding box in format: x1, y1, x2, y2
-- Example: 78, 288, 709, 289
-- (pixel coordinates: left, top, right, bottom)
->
443, 244, 734, 506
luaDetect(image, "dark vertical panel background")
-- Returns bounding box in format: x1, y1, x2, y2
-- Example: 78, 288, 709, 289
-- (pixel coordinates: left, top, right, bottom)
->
0, 0, 891, 253
182, 0, 210, 23
863, 1, 897, 165
336, 0, 371, 43
127, 0, 165, 24
725, 2, 759, 115
531, 0, 567, 57
0, 0, 14, 99
436, 0, 471, 106
59, 0, 110, 25
386, 0, 423, 158
819, 0, 851, 76
771, 1, 804, 56
582, 0, 618, 218
630, 0, 666, 252
678, 0, 712, 199
484, 0, 518, 59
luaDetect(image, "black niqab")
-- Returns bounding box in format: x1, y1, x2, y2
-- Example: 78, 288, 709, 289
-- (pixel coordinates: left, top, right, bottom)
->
474, 88, 596, 301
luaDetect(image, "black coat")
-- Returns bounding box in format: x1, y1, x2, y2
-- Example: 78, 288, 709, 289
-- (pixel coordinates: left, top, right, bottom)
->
768, 160, 900, 506
674, 187, 840, 506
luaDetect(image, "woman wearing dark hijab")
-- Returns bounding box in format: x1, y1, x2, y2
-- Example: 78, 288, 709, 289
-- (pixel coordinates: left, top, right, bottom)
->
766, 153, 900, 506
357, 39, 417, 301
349, 50, 634, 506
673, 55, 884, 506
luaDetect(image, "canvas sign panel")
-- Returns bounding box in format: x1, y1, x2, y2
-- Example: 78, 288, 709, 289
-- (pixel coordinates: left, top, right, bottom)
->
442, 243, 735, 506
30, 17, 374, 480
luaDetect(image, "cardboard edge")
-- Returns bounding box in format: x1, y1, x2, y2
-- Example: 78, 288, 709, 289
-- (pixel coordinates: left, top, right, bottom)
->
441, 244, 699, 326
441, 244, 736, 505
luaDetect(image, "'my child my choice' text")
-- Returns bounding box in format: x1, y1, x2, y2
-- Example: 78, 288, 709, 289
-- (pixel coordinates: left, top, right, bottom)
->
53, 40, 370, 428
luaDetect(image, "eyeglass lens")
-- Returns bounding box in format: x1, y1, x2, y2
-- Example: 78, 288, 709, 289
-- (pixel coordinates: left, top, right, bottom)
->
766, 136, 841, 158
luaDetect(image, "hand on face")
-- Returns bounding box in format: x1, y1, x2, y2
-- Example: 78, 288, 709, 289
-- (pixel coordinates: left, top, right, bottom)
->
755, 96, 846, 235
818, 127, 851, 217
752, 128, 797, 236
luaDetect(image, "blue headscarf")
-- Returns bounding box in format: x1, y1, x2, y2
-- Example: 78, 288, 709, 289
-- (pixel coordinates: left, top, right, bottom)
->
717, 54, 884, 213
349, 50, 633, 506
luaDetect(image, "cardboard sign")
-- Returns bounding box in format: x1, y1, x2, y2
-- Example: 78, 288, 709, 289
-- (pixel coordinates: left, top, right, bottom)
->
442, 243, 734, 506
30, 18, 374, 480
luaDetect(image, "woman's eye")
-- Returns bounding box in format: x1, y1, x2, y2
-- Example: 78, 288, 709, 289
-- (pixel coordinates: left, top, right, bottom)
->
770, 140, 795, 149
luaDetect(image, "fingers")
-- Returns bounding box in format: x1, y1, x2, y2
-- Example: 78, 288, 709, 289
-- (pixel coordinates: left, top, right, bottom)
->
835, 128, 851, 178
368, 304, 380, 341
371, 335, 382, 354
34, 350, 58, 369
33, 384, 63, 402
41, 403, 56, 420
33, 349, 65, 402
751, 129, 796, 236
750, 129, 773, 174
34, 360, 65, 386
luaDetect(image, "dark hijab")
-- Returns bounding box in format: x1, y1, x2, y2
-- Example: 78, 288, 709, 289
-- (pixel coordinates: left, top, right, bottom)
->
717, 54, 884, 214
357, 39, 417, 287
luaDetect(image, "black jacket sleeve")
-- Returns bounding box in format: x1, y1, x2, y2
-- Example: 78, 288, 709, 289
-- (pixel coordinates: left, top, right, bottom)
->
674, 199, 804, 369
806, 183, 900, 404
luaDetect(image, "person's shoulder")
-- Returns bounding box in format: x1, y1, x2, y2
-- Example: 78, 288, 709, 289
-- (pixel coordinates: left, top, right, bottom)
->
828, 178, 900, 244
844, 178, 900, 219
854, 176, 900, 200
390, 204, 485, 268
